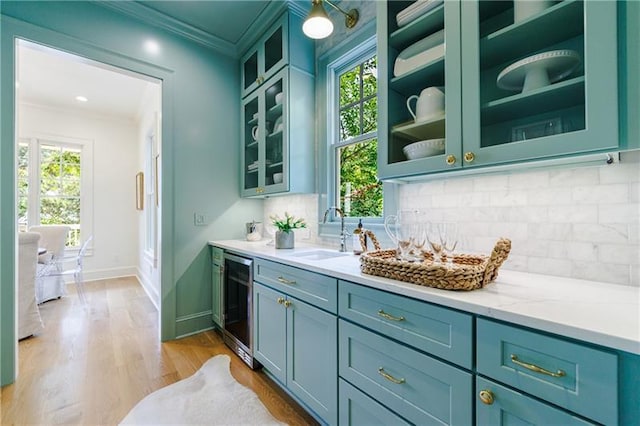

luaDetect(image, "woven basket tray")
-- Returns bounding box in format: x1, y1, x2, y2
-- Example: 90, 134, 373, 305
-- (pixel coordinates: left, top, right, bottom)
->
360, 238, 512, 291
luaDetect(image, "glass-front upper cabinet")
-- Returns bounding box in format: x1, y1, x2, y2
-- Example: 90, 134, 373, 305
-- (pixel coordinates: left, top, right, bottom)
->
242, 72, 286, 196
241, 16, 286, 98
241, 66, 314, 197
240, 11, 314, 99
378, 0, 463, 179
461, 0, 618, 168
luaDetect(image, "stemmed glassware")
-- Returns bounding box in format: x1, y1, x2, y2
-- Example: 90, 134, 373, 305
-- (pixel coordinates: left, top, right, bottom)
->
426, 223, 443, 263
440, 223, 459, 265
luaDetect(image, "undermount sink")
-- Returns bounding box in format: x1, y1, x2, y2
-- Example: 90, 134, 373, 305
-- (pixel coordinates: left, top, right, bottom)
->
289, 249, 350, 261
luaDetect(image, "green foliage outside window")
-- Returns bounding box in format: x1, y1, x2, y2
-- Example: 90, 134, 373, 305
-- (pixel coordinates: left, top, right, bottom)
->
337, 56, 382, 218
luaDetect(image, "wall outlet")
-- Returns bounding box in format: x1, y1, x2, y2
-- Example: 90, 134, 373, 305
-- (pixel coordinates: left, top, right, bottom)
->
194, 212, 208, 226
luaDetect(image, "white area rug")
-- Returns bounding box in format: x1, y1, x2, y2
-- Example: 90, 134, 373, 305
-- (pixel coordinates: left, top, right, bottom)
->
120, 355, 286, 425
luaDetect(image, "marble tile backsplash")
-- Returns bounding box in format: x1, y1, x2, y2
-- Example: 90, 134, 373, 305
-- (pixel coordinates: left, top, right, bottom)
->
399, 157, 640, 286
265, 155, 639, 286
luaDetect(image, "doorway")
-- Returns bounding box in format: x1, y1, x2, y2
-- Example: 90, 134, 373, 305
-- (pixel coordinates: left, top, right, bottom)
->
15, 39, 162, 365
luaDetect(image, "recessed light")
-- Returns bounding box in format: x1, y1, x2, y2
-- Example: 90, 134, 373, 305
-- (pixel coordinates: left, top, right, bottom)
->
75, 96, 88, 102
144, 40, 160, 54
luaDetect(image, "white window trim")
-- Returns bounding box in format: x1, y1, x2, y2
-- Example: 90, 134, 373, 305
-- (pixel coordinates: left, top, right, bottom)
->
316, 22, 397, 239
20, 133, 94, 253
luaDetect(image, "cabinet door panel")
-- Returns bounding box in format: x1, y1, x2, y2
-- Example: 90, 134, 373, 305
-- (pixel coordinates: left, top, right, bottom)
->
476, 377, 595, 426
339, 320, 472, 426
461, 0, 618, 167
287, 298, 337, 425
477, 318, 618, 425
339, 379, 411, 426
211, 262, 223, 328
253, 283, 286, 383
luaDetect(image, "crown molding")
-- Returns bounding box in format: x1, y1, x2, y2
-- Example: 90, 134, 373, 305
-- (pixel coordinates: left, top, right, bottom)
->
96, 1, 237, 58
236, 0, 310, 57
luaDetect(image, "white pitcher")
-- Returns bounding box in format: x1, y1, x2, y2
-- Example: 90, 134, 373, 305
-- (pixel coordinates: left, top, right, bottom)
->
406, 86, 445, 122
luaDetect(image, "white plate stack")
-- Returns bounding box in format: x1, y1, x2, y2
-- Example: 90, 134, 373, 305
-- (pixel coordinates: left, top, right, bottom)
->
396, 0, 444, 28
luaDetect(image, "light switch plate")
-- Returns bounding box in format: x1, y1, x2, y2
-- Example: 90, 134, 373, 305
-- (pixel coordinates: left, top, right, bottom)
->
194, 212, 208, 226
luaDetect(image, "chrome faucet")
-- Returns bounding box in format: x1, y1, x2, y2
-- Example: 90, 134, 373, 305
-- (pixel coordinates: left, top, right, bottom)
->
323, 207, 347, 252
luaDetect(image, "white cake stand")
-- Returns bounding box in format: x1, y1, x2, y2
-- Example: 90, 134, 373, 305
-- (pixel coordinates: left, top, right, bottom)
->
497, 50, 581, 93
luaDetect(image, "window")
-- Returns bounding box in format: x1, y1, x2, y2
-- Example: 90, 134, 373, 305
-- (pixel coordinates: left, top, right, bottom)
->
18, 137, 92, 248
335, 56, 381, 218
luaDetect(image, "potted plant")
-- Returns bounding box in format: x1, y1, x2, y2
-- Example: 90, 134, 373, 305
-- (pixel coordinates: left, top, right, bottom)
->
270, 212, 306, 249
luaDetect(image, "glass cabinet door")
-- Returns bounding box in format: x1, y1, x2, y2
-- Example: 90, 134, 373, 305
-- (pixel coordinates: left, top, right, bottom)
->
461, 0, 618, 167
242, 95, 260, 194
378, 0, 463, 179
263, 70, 287, 195
241, 68, 288, 197
240, 14, 288, 99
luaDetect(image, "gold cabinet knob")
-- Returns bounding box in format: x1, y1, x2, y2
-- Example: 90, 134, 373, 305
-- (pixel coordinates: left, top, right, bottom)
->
479, 390, 494, 405
255, 77, 261, 84
276, 297, 285, 304
283, 300, 292, 308
446, 154, 456, 165
464, 152, 475, 163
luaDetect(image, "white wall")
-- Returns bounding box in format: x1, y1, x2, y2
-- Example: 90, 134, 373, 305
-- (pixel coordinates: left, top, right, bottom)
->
136, 83, 162, 308
19, 102, 140, 281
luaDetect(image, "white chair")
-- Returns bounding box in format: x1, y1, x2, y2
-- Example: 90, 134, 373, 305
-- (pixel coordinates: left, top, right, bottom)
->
18, 232, 44, 339
29, 225, 70, 303
46, 236, 93, 305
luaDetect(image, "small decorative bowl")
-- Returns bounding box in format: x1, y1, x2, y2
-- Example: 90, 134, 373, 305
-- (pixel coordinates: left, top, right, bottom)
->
403, 138, 445, 160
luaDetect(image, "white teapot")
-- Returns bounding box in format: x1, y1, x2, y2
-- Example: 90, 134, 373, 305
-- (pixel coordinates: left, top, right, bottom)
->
406, 86, 445, 122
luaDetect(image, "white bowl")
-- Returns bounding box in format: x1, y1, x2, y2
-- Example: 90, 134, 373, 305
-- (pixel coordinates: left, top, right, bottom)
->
403, 138, 445, 160
273, 172, 283, 184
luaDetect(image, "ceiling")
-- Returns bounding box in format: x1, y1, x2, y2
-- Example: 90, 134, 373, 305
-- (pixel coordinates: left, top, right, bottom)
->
17, 1, 283, 119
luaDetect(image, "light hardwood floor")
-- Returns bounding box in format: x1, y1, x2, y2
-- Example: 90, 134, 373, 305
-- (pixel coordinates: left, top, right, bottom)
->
1, 276, 317, 425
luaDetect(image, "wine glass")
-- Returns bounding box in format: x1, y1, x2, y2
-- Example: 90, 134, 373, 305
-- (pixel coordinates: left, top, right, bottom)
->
426, 223, 443, 263
440, 223, 459, 266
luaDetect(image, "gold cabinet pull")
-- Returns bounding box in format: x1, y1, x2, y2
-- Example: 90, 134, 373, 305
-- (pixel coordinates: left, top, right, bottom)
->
377, 367, 405, 384
276, 297, 285, 305
446, 154, 456, 165
464, 152, 475, 163
479, 390, 494, 405
283, 300, 292, 308
510, 354, 566, 377
377, 309, 405, 322
277, 276, 296, 285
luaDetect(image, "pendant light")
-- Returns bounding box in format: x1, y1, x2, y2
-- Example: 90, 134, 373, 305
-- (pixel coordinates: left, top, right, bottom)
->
302, 0, 359, 40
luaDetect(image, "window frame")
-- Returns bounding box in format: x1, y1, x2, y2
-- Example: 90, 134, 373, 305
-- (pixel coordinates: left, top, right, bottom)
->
317, 22, 397, 239
18, 135, 94, 251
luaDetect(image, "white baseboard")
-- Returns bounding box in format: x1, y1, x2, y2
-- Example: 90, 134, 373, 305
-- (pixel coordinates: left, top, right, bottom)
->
136, 267, 160, 310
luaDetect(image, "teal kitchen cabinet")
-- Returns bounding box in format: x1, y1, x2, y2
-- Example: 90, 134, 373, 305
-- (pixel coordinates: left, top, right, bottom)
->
253, 260, 338, 425
338, 281, 473, 425
338, 379, 411, 426
378, 0, 619, 180
210, 246, 224, 328
378, 0, 462, 178
240, 11, 314, 99
477, 318, 618, 425
240, 66, 314, 197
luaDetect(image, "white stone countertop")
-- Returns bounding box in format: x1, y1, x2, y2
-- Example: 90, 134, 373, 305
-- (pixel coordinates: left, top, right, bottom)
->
209, 239, 640, 355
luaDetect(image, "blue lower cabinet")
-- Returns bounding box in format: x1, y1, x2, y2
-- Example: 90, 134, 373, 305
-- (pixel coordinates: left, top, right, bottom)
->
339, 319, 472, 425
287, 296, 338, 425
253, 282, 337, 425
253, 283, 287, 383
339, 379, 411, 426
477, 318, 618, 425
476, 377, 595, 426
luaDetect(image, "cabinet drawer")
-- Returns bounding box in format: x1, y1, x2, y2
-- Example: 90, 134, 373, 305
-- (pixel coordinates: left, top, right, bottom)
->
338, 280, 473, 368
477, 319, 618, 425
339, 379, 410, 426
339, 320, 472, 426
254, 259, 337, 313
211, 246, 224, 264
476, 377, 595, 426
